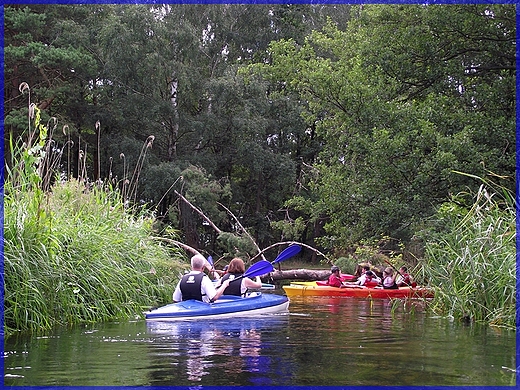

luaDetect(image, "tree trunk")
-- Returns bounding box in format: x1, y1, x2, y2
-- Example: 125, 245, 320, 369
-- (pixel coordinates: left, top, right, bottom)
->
263, 268, 331, 282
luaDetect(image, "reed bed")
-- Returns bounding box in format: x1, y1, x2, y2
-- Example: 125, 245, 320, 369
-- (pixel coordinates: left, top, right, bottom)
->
422, 185, 515, 329
4, 179, 185, 337
4, 100, 186, 337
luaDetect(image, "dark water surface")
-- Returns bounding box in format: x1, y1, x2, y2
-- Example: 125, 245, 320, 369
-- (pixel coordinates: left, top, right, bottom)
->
3, 294, 516, 387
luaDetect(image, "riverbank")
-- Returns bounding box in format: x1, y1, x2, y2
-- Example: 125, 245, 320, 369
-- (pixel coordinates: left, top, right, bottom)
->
4, 179, 185, 338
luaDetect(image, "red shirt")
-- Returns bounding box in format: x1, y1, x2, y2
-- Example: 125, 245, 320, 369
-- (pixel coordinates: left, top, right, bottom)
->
327, 274, 343, 288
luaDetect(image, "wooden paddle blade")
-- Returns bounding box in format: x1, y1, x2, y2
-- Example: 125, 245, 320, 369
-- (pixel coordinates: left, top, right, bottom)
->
272, 244, 301, 264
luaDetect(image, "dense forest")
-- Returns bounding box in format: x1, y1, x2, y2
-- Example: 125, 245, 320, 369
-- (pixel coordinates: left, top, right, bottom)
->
3, 4, 516, 332
5, 4, 514, 255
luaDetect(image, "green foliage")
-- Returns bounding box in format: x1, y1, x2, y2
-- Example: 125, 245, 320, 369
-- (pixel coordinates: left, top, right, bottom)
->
331, 239, 397, 276
421, 185, 515, 329
4, 3, 516, 297
332, 257, 359, 275
270, 217, 306, 241
179, 164, 232, 223
4, 105, 186, 337
216, 232, 258, 260
5, 4, 345, 253
4, 5, 99, 139
4, 179, 184, 337
249, 4, 515, 247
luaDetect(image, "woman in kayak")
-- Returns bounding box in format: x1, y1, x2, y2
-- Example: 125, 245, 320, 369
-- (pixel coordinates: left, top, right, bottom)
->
217, 258, 262, 296
382, 267, 398, 289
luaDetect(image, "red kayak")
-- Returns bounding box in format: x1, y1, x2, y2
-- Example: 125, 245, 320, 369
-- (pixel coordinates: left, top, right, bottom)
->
283, 281, 434, 299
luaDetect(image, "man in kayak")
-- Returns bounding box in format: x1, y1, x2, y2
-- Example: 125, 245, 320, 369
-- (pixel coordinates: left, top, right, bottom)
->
172, 254, 230, 303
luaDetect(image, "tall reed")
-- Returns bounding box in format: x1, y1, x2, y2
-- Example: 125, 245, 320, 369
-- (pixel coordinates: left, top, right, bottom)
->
4, 86, 186, 338
422, 184, 515, 329
4, 177, 185, 337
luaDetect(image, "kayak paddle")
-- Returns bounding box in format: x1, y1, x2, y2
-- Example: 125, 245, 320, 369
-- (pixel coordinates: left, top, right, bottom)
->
230, 244, 302, 283
221, 260, 274, 285
206, 255, 221, 281
272, 244, 301, 265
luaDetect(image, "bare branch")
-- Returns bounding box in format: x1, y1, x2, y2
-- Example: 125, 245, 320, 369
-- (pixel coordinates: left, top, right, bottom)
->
218, 202, 266, 260
174, 190, 222, 233
251, 241, 331, 264
152, 236, 200, 256
151, 237, 213, 272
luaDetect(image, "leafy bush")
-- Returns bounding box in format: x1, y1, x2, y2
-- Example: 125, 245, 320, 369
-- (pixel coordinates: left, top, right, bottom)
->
332, 256, 359, 275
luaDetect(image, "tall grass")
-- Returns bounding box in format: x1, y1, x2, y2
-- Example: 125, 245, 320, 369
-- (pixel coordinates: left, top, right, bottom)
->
4, 87, 186, 338
421, 184, 515, 329
4, 179, 184, 337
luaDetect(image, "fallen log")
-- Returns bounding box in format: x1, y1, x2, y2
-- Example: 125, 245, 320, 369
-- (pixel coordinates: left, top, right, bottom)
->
264, 268, 331, 282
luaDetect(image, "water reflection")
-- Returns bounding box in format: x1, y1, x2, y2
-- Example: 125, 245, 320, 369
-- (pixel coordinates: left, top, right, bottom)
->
145, 315, 290, 386
3, 297, 515, 386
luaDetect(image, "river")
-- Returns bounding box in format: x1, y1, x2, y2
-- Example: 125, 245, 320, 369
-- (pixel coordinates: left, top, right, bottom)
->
3, 293, 516, 387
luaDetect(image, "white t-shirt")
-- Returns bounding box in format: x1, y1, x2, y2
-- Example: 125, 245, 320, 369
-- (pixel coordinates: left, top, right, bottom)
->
172, 271, 217, 303
356, 273, 367, 285
383, 276, 395, 288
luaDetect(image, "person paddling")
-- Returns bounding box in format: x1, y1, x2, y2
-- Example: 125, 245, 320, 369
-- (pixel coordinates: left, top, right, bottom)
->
396, 266, 416, 287
216, 258, 262, 296
172, 254, 230, 303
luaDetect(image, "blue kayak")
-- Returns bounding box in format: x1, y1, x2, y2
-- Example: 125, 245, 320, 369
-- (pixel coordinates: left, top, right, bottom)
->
212, 280, 275, 289
144, 292, 289, 321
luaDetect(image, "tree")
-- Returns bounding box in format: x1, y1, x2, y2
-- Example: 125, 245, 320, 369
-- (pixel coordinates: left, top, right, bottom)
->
4, 4, 101, 176
249, 4, 515, 247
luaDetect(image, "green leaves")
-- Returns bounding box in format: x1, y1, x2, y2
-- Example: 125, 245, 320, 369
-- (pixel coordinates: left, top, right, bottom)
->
249, 4, 515, 245
423, 185, 515, 329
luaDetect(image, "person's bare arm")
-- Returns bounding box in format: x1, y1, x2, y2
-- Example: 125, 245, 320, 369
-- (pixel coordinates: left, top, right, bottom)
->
210, 279, 230, 302
243, 276, 262, 289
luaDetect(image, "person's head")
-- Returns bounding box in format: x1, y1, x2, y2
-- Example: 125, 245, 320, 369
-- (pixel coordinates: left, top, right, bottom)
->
365, 270, 374, 279
383, 267, 393, 276
362, 265, 370, 273
399, 266, 408, 273
191, 254, 206, 271
227, 258, 246, 274
331, 265, 340, 274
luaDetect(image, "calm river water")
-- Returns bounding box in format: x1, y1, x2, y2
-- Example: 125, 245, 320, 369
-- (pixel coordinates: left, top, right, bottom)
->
3, 293, 516, 387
